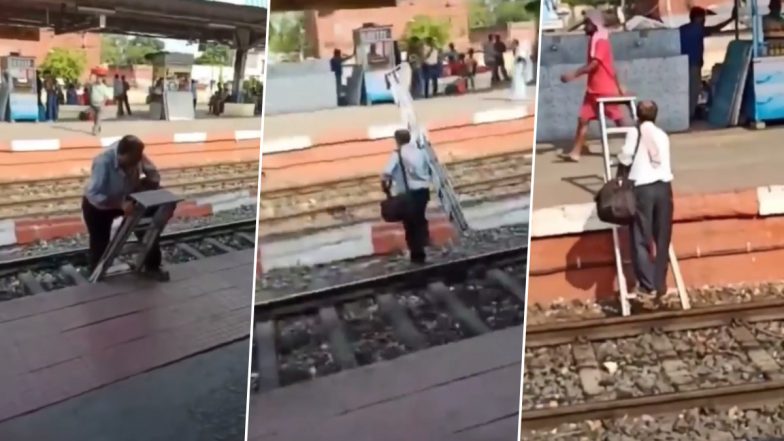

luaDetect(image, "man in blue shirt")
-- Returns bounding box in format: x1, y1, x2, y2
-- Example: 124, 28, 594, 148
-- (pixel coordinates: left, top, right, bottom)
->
83, 135, 167, 280
680, 6, 735, 120
330, 49, 354, 104
381, 129, 432, 264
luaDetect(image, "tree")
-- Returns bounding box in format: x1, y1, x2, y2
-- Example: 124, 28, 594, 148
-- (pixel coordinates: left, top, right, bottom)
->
403, 15, 452, 48
100, 35, 165, 66
269, 13, 305, 55
197, 43, 233, 65
40, 48, 87, 83
494, 0, 535, 23
469, 0, 495, 29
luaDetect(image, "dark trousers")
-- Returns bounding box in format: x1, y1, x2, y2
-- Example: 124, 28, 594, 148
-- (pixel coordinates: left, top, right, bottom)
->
81, 197, 162, 273
122, 94, 132, 116
403, 189, 430, 262
630, 181, 674, 295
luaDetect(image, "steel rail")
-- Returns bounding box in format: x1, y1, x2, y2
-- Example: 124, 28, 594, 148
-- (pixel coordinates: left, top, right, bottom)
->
520, 380, 784, 430
525, 298, 784, 348
0, 219, 257, 274
254, 246, 527, 317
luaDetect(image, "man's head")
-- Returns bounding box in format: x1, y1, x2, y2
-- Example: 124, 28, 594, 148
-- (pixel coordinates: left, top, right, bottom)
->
488, 34, 494, 41
393, 129, 411, 148
771, 0, 782, 16
494, 34, 501, 42
584, 10, 604, 35
116, 135, 145, 167
688, 6, 712, 25
425, 36, 434, 45
637, 100, 658, 124
333, 49, 342, 58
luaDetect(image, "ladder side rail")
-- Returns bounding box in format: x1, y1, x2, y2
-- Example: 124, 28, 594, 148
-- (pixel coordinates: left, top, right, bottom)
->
132, 202, 177, 272
88, 208, 145, 283
598, 100, 632, 316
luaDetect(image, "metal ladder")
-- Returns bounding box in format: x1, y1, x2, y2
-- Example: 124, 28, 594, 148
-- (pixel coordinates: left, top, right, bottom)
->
386, 65, 469, 232
596, 97, 691, 316
88, 189, 182, 283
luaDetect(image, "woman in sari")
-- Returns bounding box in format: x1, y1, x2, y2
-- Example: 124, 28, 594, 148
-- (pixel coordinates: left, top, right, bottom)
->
560, 10, 625, 162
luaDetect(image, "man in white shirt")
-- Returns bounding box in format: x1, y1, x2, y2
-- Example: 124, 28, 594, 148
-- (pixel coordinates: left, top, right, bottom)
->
617, 101, 674, 297
423, 37, 440, 98
381, 129, 432, 264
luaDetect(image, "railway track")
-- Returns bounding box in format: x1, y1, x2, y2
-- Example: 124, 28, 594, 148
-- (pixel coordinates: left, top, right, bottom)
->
0, 162, 259, 219
0, 219, 257, 300
258, 151, 532, 236
250, 246, 527, 393
520, 300, 784, 435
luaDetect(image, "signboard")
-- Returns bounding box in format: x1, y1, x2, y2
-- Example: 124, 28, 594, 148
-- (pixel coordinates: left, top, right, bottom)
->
358, 27, 392, 44
0, 25, 40, 42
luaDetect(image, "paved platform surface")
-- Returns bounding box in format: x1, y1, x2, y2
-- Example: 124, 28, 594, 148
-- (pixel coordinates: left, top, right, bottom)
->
263, 87, 535, 141
247, 326, 522, 441
0, 250, 253, 423
533, 126, 784, 209
0, 340, 248, 441
0, 115, 261, 141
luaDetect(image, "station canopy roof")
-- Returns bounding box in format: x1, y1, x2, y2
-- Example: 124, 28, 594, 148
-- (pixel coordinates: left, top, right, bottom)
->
0, 0, 267, 46
275, 0, 396, 10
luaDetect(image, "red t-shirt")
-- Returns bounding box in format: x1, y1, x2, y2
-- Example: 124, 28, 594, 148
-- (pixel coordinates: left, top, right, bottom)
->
586, 38, 618, 96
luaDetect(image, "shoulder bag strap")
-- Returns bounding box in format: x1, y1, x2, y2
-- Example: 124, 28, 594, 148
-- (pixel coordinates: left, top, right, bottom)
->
630, 125, 642, 165
396, 149, 411, 193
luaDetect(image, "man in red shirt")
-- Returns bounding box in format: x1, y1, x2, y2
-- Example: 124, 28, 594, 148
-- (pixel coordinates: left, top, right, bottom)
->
560, 10, 626, 162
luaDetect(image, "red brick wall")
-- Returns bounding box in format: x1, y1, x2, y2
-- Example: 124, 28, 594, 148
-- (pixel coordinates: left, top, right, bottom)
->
304, 0, 470, 58
0, 29, 101, 82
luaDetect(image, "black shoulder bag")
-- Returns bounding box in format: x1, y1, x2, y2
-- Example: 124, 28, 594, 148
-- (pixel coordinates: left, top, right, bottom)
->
594, 126, 641, 225
380, 150, 414, 223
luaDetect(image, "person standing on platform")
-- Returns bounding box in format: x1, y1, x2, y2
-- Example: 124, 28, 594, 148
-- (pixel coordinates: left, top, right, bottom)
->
113, 74, 125, 117
493, 34, 510, 83
121, 75, 132, 116
423, 37, 440, 98
510, 39, 533, 101
381, 129, 432, 265
44, 73, 59, 122
82, 135, 168, 280
330, 49, 354, 104
559, 10, 625, 162
483, 34, 497, 83
89, 75, 111, 136
191, 79, 198, 110
618, 101, 674, 299
679, 6, 735, 120
408, 37, 425, 98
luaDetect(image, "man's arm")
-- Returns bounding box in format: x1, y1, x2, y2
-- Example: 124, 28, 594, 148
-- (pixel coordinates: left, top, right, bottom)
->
381, 153, 397, 193
706, 7, 737, 35
86, 158, 111, 206
140, 154, 161, 186
617, 128, 639, 166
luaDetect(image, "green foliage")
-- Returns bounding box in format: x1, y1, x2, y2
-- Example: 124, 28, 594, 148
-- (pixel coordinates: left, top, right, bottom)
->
40, 48, 87, 83
495, 0, 535, 23
403, 15, 451, 48
100, 35, 165, 66
468, 0, 537, 28
269, 13, 305, 54
196, 43, 232, 65
469, 0, 495, 28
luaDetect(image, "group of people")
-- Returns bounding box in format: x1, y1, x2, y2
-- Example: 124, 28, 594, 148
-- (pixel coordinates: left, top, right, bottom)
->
558, 10, 674, 300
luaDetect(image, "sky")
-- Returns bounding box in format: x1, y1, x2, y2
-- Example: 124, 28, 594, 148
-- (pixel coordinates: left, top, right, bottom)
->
162, 0, 267, 54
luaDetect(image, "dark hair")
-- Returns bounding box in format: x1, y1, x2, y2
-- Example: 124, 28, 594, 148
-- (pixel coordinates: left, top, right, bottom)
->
117, 135, 145, 156
637, 101, 658, 123
394, 129, 411, 146
689, 7, 707, 20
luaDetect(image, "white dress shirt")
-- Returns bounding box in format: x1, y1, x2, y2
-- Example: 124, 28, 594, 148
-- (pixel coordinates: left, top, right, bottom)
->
617, 121, 673, 186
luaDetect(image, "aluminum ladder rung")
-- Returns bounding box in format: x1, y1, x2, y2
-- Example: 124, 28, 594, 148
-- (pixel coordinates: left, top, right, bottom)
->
597, 95, 637, 104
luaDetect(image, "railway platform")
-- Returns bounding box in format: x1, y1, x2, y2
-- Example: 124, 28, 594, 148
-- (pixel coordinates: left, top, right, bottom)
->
529, 126, 784, 304
248, 326, 522, 441
0, 249, 253, 424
